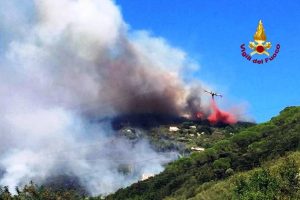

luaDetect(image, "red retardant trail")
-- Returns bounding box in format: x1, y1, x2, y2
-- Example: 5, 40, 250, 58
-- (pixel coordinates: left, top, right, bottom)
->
208, 99, 237, 124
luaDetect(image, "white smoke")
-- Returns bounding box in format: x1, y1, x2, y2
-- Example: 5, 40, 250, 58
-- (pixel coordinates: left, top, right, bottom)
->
0, 0, 204, 196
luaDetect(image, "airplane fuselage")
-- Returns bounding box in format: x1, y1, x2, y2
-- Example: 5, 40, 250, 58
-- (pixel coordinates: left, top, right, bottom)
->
204, 90, 222, 99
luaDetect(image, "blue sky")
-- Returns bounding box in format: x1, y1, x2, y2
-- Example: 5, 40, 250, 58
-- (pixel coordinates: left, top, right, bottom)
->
116, 0, 300, 122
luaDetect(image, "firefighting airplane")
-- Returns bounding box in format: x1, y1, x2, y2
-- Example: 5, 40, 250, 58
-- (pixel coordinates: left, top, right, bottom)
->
204, 89, 223, 99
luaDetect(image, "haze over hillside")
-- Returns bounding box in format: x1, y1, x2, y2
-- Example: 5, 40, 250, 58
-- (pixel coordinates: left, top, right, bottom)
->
1, 1, 298, 200
106, 106, 300, 200
0, 106, 298, 199
0, 0, 249, 197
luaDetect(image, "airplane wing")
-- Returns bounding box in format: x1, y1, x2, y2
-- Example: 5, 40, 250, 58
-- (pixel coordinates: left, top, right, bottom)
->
203, 89, 212, 94
216, 94, 223, 97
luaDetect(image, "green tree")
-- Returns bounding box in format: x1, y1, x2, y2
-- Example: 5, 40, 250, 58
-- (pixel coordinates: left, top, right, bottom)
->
278, 158, 300, 198
234, 169, 279, 200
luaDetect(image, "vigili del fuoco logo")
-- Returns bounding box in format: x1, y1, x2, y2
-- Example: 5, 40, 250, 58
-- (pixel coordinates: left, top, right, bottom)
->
241, 20, 280, 64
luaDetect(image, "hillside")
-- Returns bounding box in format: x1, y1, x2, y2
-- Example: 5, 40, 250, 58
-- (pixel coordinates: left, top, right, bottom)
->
105, 106, 300, 200
167, 151, 300, 200
117, 117, 254, 155
0, 106, 299, 200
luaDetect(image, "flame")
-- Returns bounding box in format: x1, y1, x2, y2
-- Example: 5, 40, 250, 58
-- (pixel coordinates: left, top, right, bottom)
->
254, 20, 267, 41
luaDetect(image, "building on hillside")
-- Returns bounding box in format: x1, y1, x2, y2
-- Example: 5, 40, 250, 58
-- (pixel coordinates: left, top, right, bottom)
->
169, 126, 180, 132
191, 147, 205, 151
141, 173, 154, 181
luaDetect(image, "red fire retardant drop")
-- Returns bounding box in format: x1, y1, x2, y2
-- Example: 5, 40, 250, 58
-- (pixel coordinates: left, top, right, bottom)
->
208, 99, 237, 124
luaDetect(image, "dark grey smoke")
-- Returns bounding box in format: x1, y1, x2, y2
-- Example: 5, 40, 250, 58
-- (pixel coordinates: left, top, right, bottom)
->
86, 38, 188, 117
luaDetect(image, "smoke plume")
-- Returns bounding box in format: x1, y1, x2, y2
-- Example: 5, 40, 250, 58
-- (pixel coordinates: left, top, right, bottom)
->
0, 0, 242, 196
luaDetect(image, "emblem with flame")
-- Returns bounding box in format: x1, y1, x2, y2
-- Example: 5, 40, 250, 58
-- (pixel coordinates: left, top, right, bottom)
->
249, 20, 271, 56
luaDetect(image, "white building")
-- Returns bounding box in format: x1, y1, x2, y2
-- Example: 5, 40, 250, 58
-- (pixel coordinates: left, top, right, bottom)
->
191, 147, 205, 151
169, 126, 180, 132
141, 173, 154, 181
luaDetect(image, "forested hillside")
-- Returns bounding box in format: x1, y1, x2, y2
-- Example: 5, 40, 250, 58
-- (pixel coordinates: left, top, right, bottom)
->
105, 106, 300, 200
0, 106, 299, 200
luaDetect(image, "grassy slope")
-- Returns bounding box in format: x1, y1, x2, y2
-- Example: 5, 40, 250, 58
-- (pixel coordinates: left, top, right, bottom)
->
105, 106, 300, 200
